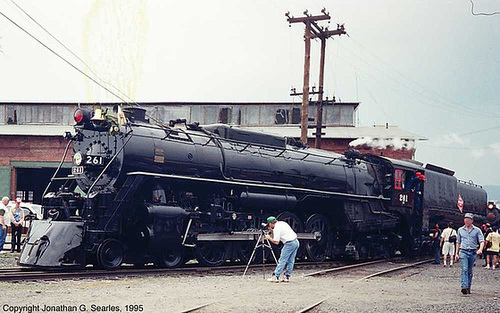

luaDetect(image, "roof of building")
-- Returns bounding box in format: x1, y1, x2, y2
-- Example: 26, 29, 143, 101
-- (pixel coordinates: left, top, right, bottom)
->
0, 125, 73, 136
239, 125, 427, 140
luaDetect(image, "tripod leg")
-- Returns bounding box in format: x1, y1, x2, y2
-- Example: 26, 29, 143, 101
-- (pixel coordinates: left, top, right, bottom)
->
242, 234, 263, 277
266, 239, 279, 265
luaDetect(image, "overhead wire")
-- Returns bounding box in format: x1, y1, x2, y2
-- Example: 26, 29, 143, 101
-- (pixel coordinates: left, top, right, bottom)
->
340, 40, 500, 118
348, 38, 500, 117
0, 11, 128, 103
7, 0, 134, 105
1, 3, 165, 126
470, 0, 500, 16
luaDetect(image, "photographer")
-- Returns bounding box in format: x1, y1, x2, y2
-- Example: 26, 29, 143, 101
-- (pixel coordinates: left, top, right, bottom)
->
264, 216, 299, 283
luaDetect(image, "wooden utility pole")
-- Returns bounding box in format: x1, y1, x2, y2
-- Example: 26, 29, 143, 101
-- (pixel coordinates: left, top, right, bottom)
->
287, 9, 346, 146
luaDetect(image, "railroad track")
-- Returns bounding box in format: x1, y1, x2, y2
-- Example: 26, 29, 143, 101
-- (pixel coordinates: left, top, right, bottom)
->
0, 260, 341, 282
295, 258, 433, 313
179, 258, 433, 313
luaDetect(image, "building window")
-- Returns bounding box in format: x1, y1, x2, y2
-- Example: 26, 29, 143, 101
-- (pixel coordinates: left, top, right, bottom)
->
7, 106, 17, 124
218, 107, 232, 124
275, 109, 289, 124
291, 108, 301, 124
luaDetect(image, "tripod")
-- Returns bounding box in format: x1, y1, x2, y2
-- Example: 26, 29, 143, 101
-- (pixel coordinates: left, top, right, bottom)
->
242, 229, 278, 278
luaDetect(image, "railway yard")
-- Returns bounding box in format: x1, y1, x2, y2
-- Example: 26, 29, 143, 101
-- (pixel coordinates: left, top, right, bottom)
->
0, 253, 498, 312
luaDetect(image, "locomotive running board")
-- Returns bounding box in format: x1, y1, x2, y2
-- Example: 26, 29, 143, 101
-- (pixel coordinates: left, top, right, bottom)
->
127, 171, 390, 201
196, 231, 320, 241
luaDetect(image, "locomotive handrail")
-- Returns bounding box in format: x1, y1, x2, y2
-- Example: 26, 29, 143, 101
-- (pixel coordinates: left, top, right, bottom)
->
41, 139, 73, 202
127, 171, 391, 201
457, 179, 482, 188
86, 133, 133, 198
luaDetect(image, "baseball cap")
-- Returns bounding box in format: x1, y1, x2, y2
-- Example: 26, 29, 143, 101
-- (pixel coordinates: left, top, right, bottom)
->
464, 213, 474, 219
266, 216, 277, 225
15, 197, 22, 203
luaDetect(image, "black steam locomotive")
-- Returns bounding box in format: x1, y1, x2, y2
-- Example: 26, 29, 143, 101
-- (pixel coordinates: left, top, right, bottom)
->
19, 106, 488, 269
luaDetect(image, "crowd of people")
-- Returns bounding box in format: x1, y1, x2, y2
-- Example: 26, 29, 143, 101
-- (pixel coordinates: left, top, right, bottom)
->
431, 213, 500, 294
0, 196, 25, 253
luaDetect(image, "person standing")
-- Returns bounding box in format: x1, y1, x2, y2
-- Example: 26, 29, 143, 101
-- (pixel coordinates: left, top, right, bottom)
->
265, 216, 299, 283
9, 198, 24, 253
0, 197, 10, 252
485, 226, 500, 269
440, 222, 457, 267
431, 224, 442, 264
455, 213, 484, 295
483, 223, 493, 267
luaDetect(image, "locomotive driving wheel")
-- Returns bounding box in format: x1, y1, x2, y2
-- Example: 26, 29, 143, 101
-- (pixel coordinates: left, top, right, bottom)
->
195, 241, 227, 266
97, 239, 124, 270
158, 245, 184, 268
305, 214, 332, 262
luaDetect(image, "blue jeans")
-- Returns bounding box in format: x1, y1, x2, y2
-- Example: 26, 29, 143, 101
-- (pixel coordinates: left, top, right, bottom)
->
459, 250, 476, 288
0, 225, 7, 251
434, 244, 441, 263
274, 239, 299, 277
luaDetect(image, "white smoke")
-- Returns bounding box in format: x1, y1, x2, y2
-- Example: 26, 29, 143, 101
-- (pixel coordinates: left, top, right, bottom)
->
349, 137, 415, 150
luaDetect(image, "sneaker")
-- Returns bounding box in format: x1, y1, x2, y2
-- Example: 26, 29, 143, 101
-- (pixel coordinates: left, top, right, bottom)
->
486, 265, 490, 269
461, 288, 468, 295
281, 275, 290, 282
267, 276, 279, 283
466, 288, 471, 294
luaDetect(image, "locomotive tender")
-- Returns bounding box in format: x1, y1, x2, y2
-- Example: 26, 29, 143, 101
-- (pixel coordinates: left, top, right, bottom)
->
19, 106, 488, 269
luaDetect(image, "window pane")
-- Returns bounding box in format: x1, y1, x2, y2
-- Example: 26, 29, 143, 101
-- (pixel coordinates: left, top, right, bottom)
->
259, 105, 274, 125
204, 106, 217, 124
218, 107, 232, 124
231, 108, 242, 125
275, 108, 289, 125
245, 106, 259, 125
191, 106, 202, 123
0, 105, 4, 124
291, 107, 301, 124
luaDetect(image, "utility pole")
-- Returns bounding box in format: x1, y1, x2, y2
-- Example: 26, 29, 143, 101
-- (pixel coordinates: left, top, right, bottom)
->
286, 9, 346, 147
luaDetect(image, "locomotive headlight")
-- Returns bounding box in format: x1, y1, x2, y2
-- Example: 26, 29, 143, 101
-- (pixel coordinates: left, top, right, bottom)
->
488, 203, 495, 210
73, 152, 83, 166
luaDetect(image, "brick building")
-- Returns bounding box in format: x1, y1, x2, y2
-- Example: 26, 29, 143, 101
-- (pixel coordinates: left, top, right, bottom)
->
0, 101, 425, 202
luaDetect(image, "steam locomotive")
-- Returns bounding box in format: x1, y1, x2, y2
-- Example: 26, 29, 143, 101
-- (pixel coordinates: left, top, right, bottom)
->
19, 106, 489, 269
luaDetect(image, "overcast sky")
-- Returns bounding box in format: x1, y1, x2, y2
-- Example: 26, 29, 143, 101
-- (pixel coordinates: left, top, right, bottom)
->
0, 0, 499, 186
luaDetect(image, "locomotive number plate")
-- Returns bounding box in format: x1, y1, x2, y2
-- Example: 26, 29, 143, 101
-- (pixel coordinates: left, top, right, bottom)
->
72, 166, 84, 175
84, 155, 104, 166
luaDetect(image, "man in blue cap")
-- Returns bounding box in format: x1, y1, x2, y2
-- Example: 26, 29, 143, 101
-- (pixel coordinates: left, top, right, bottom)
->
455, 213, 484, 294
264, 216, 299, 282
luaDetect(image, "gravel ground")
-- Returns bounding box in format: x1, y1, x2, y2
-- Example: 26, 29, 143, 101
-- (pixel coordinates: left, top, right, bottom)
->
0, 252, 18, 267
0, 261, 498, 313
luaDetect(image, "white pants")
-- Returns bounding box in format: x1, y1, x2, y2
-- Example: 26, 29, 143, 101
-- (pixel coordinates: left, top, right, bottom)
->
442, 241, 455, 256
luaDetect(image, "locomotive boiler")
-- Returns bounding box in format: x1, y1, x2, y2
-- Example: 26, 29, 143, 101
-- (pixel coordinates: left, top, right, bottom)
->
18, 106, 489, 269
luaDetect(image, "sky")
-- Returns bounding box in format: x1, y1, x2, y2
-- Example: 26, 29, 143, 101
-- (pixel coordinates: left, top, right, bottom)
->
0, 0, 499, 185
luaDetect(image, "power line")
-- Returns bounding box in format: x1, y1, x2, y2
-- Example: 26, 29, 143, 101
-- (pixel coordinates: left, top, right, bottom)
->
0, 10, 128, 102
339, 42, 500, 118
470, 0, 500, 16
8, 0, 138, 107
348, 38, 499, 117
0, 7, 164, 126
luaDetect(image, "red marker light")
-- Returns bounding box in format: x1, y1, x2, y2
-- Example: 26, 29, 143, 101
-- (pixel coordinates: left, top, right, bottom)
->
74, 109, 83, 124
488, 213, 495, 220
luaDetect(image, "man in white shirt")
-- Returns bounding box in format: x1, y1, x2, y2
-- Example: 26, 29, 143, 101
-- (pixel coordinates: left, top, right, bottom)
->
265, 216, 299, 282
440, 222, 457, 267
